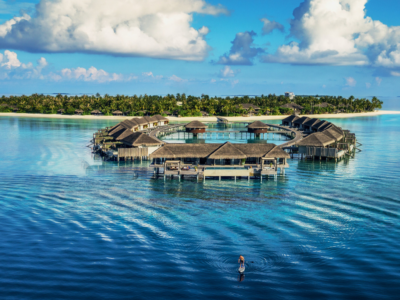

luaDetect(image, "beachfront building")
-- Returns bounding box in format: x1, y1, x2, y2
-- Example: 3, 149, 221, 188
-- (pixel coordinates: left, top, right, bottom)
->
247, 121, 269, 137
150, 142, 290, 180
280, 103, 304, 113
236, 103, 260, 116
285, 92, 295, 100
112, 110, 124, 116
185, 120, 208, 136
91, 110, 103, 116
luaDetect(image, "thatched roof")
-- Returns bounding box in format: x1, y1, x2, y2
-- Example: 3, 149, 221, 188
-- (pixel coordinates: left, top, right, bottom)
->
121, 119, 139, 129
282, 115, 299, 123
121, 132, 164, 147
132, 117, 149, 125
296, 132, 335, 147
112, 110, 123, 115
312, 120, 329, 130
150, 143, 288, 159
263, 146, 290, 159
116, 129, 135, 141
109, 126, 129, 139
185, 120, 208, 129
57, 109, 65, 112
75, 109, 83, 113
328, 125, 344, 136
142, 116, 158, 123
322, 128, 343, 141
315, 102, 334, 108
247, 121, 269, 129
318, 122, 333, 131
236, 103, 260, 110
151, 144, 220, 158
208, 142, 246, 159
91, 110, 102, 114
200, 111, 209, 116
153, 115, 169, 121
303, 118, 321, 128
293, 116, 310, 125
280, 103, 304, 110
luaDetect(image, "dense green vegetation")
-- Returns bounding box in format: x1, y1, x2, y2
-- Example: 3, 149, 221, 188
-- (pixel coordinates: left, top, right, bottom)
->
0, 93, 383, 116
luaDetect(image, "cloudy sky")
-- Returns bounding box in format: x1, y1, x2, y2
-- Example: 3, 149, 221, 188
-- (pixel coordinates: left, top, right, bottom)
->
0, 0, 399, 96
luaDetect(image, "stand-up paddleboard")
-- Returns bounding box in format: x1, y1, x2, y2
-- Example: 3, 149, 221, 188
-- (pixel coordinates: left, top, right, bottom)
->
238, 266, 245, 273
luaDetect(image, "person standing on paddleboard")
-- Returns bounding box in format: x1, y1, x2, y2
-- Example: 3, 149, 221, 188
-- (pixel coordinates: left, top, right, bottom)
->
238, 256, 245, 269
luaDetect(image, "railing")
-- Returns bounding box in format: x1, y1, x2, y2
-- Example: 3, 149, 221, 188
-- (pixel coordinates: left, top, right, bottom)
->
306, 147, 338, 157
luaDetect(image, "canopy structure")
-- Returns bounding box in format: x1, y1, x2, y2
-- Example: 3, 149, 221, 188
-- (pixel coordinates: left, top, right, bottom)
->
296, 132, 335, 147
282, 115, 299, 125
121, 132, 164, 147
208, 142, 246, 159
280, 103, 304, 111
247, 121, 269, 129
185, 120, 208, 129
150, 142, 290, 159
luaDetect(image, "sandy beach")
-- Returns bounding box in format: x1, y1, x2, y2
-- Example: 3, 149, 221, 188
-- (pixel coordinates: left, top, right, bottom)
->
0, 110, 399, 122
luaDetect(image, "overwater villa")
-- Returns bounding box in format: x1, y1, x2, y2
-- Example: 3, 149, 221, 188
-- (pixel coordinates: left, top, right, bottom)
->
282, 115, 299, 127
282, 114, 357, 161
185, 120, 208, 136
93, 115, 169, 160
247, 121, 269, 137
150, 142, 290, 181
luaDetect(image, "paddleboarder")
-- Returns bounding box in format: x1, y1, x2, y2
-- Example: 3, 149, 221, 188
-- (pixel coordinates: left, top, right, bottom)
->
238, 255, 245, 273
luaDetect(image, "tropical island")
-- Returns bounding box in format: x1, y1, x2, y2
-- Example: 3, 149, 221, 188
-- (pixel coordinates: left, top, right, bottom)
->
0, 93, 383, 117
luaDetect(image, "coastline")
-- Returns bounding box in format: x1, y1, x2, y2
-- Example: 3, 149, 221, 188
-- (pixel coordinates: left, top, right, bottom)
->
0, 110, 399, 122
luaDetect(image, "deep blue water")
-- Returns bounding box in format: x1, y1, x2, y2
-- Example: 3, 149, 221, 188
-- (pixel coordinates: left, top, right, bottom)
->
1, 115, 400, 299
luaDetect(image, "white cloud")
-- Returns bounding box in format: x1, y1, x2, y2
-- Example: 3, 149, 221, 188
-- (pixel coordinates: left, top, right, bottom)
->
261, 18, 284, 35
375, 77, 382, 86
142, 72, 163, 79
60, 67, 123, 83
231, 79, 239, 87
0, 50, 47, 79
219, 66, 239, 78
210, 78, 217, 83
345, 77, 356, 87
366, 82, 371, 88
391, 71, 400, 77
168, 75, 187, 83
0, 0, 227, 61
322, 84, 326, 88
262, 0, 400, 70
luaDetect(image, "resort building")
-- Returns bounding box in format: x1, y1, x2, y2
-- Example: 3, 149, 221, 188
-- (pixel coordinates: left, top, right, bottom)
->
302, 118, 321, 132
280, 103, 304, 112
292, 116, 311, 129
112, 110, 124, 116
185, 120, 208, 136
247, 121, 269, 137
150, 142, 290, 180
236, 103, 260, 116
91, 110, 103, 116
282, 115, 300, 127
75, 109, 83, 115
285, 92, 295, 100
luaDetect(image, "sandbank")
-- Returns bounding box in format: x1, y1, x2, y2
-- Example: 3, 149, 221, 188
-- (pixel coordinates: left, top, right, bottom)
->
0, 110, 399, 122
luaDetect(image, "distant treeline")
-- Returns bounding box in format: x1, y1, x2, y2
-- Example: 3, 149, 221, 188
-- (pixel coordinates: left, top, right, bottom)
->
0, 93, 383, 117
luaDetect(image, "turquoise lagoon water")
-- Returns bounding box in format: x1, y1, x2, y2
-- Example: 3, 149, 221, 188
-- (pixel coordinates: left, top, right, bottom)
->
0, 115, 400, 299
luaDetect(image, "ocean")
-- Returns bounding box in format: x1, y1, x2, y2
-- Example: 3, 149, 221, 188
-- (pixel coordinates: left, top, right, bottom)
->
0, 113, 399, 299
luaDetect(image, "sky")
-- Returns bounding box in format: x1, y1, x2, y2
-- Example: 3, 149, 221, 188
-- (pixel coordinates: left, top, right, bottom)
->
0, 0, 399, 97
